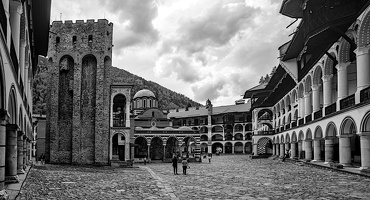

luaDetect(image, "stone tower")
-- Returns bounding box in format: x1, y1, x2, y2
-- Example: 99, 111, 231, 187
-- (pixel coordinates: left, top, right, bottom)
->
46, 19, 113, 165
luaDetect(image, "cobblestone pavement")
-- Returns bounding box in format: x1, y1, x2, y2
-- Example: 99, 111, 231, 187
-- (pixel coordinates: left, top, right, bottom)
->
17, 155, 370, 200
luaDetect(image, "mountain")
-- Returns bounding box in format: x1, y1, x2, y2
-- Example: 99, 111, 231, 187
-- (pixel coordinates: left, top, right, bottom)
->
32, 58, 202, 115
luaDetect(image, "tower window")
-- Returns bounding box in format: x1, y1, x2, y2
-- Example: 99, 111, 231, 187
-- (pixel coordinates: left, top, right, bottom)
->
72, 36, 77, 44
56, 37, 60, 44
152, 111, 155, 117
88, 35, 93, 43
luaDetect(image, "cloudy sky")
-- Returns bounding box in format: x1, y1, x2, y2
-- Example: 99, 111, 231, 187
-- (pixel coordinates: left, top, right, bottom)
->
51, 0, 296, 106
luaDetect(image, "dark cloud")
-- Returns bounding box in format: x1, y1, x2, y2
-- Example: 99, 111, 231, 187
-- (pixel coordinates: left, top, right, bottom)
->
100, 0, 159, 48
191, 80, 226, 102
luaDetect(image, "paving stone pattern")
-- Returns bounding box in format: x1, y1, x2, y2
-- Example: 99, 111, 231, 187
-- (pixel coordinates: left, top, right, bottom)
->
17, 155, 370, 199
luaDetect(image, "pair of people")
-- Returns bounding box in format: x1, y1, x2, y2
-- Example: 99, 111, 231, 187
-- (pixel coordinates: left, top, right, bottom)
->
172, 156, 189, 175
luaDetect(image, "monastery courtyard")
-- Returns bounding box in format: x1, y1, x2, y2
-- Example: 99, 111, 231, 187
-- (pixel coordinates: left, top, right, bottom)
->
16, 155, 370, 200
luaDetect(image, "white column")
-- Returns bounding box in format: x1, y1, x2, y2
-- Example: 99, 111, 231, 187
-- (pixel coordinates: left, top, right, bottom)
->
298, 98, 304, 119
359, 132, 370, 171
280, 143, 285, 158
272, 143, 276, 155
304, 92, 312, 117
312, 139, 321, 162
298, 141, 303, 159
9, 1, 23, 58
305, 140, 312, 161
291, 142, 297, 159
336, 63, 350, 101
339, 135, 351, 166
252, 143, 257, 155
125, 102, 130, 127
324, 137, 334, 164
312, 85, 320, 112
355, 47, 370, 103
322, 75, 333, 108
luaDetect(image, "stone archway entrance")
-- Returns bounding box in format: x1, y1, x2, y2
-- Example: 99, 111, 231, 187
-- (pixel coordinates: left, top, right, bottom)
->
212, 143, 223, 154
150, 137, 164, 160
112, 133, 125, 161
134, 137, 148, 158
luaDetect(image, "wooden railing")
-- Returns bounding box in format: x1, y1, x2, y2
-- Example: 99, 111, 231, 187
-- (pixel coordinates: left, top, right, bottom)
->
314, 110, 322, 120
360, 86, 370, 103
325, 103, 336, 115
340, 94, 355, 110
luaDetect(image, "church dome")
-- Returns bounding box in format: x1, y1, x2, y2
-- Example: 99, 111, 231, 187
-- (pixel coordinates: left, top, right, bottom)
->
133, 89, 156, 99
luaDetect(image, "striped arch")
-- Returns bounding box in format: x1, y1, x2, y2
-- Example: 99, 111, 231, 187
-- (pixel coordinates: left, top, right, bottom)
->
7, 85, 17, 124
313, 64, 323, 86
285, 133, 290, 143
291, 89, 298, 104
340, 116, 357, 135
257, 137, 273, 155
291, 132, 297, 142
324, 52, 337, 76
360, 110, 370, 132
298, 131, 304, 141
135, 136, 148, 143
306, 129, 312, 140
358, 7, 370, 47
325, 122, 338, 138
314, 126, 323, 139
338, 31, 356, 63
280, 135, 284, 143
298, 83, 304, 98
305, 75, 312, 93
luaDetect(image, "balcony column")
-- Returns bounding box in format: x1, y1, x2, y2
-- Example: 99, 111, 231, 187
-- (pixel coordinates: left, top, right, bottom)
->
280, 143, 285, 158
336, 63, 350, 101
6, 124, 19, 183
9, 0, 23, 58
322, 75, 333, 109
359, 132, 370, 171
0, 110, 9, 199
312, 139, 321, 162
291, 142, 297, 159
355, 47, 370, 103
298, 141, 303, 159
272, 143, 276, 155
163, 144, 166, 160
124, 137, 130, 161
324, 137, 334, 164
304, 92, 312, 118
17, 131, 24, 174
125, 102, 130, 127
231, 143, 234, 154
339, 135, 352, 166
298, 98, 305, 119
285, 143, 290, 153
304, 139, 312, 161
312, 85, 321, 113
252, 143, 257, 156
275, 144, 279, 156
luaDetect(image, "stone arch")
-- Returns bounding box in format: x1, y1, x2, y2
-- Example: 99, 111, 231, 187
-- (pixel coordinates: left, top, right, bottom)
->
244, 142, 252, 154
338, 31, 357, 63
358, 7, 370, 47
19, 106, 23, 131
112, 94, 127, 127
291, 132, 297, 142
306, 129, 312, 140
314, 126, 323, 139
291, 89, 298, 104
325, 122, 338, 138
150, 136, 164, 160
0, 55, 5, 109
234, 124, 243, 132
298, 83, 304, 98
286, 95, 291, 110
298, 131, 304, 141
200, 126, 208, 133
166, 136, 179, 159
285, 133, 290, 143
112, 132, 126, 161
134, 136, 148, 158
200, 135, 208, 141
313, 64, 323, 86
212, 125, 223, 133
305, 75, 312, 93
280, 135, 284, 143
234, 133, 243, 140
324, 52, 337, 76
234, 142, 243, 154
360, 110, 370, 132
7, 86, 17, 124
340, 116, 357, 135
281, 100, 285, 112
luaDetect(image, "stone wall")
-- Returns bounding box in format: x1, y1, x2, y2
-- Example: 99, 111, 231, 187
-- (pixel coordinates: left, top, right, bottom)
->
46, 19, 113, 165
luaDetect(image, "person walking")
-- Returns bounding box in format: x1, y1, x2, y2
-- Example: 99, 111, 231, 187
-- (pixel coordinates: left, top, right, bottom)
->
207, 153, 212, 163
40, 153, 45, 165
144, 156, 147, 165
182, 158, 188, 175
172, 155, 179, 175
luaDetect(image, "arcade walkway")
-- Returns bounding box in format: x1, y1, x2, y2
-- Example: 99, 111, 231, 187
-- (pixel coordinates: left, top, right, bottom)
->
15, 155, 370, 199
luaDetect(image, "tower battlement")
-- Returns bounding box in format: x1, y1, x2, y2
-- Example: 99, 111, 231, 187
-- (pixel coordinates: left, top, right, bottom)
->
51, 19, 112, 26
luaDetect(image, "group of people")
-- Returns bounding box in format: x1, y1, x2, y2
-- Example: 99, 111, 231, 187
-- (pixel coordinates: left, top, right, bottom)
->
172, 156, 189, 175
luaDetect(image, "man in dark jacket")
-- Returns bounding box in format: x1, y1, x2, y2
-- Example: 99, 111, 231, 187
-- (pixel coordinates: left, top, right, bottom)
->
172, 155, 179, 175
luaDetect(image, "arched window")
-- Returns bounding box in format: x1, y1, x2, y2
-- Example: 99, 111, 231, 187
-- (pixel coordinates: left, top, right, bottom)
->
113, 94, 126, 127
